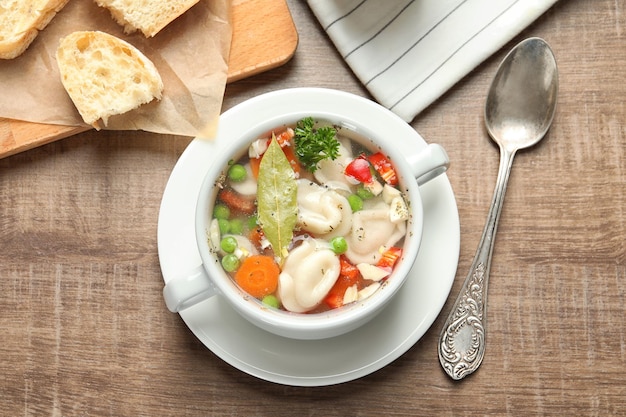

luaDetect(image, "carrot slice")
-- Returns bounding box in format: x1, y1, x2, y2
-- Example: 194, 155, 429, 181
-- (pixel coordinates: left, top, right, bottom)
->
250, 156, 262, 179
219, 188, 256, 215
248, 226, 265, 247
235, 255, 280, 299
281, 144, 301, 176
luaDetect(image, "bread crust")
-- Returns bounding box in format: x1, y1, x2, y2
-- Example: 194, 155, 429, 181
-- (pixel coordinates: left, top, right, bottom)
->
94, 0, 200, 37
0, 0, 70, 59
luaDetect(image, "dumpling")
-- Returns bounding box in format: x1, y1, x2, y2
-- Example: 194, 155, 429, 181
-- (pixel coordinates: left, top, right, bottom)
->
296, 179, 352, 239
313, 139, 354, 193
278, 238, 341, 313
344, 201, 407, 264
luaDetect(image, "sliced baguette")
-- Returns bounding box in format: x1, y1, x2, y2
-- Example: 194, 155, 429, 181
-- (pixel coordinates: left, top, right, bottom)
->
56, 31, 164, 129
0, 0, 70, 59
94, 0, 201, 38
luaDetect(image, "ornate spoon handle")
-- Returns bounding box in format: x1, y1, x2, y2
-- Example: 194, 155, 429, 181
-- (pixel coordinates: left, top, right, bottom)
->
438, 147, 516, 380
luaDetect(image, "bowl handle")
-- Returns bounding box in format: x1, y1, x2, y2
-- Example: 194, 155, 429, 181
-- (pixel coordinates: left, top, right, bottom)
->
408, 143, 450, 186
163, 265, 217, 312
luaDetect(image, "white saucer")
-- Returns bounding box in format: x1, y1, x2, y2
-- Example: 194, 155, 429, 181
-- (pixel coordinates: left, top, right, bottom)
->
157, 88, 460, 386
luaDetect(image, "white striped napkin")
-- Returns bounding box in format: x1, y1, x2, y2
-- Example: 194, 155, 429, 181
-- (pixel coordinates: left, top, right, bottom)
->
307, 0, 558, 122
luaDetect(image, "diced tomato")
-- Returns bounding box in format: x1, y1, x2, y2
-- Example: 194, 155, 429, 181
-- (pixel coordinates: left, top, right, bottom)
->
324, 276, 356, 309
344, 155, 373, 184
219, 188, 256, 215
324, 256, 361, 309
339, 255, 359, 280
377, 247, 402, 272
368, 152, 398, 186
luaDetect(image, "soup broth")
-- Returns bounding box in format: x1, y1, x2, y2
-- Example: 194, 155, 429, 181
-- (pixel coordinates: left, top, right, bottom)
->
209, 118, 410, 314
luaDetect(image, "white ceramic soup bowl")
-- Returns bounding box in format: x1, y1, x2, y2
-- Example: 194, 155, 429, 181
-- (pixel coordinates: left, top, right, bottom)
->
162, 88, 449, 340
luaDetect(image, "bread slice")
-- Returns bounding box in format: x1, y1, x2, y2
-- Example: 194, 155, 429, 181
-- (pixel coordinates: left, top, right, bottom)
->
56, 31, 164, 129
94, 0, 201, 38
0, 0, 69, 59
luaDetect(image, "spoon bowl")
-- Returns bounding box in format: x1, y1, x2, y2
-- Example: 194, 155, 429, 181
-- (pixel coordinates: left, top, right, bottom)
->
486, 38, 559, 151
438, 37, 558, 380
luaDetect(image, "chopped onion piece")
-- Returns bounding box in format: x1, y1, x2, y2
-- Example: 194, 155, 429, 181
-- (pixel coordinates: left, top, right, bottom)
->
382, 184, 401, 204
389, 196, 409, 223
209, 218, 221, 250
364, 179, 383, 196
343, 284, 358, 305
356, 263, 390, 282
249, 138, 268, 159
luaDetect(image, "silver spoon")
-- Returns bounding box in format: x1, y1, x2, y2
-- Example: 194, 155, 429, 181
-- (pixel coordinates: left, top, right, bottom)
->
438, 37, 558, 380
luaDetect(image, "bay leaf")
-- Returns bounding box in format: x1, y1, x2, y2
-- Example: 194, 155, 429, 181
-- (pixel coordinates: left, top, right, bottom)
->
257, 137, 298, 264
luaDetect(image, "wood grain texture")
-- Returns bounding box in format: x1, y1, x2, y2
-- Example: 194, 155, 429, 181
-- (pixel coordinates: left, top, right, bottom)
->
1, 0, 625, 416
0, 0, 297, 159
228, 0, 298, 82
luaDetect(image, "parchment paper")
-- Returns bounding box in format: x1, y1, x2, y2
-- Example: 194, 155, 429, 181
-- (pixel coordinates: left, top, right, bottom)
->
0, 0, 231, 138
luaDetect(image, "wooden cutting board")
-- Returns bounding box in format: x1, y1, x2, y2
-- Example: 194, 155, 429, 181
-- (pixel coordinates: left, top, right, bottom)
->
0, 0, 298, 159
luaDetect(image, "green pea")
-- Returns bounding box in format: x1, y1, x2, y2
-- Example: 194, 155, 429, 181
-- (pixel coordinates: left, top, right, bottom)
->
228, 164, 247, 182
347, 194, 363, 212
229, 218, 244, 235
247, 215, 258, 231
262, 294, 280, 309
220, 236, 238, 253
217, 218, 230, 235
330, 236, 348, 255
213, 203, 230, 220
356, 185, 374, 200
221, 254, 240, 272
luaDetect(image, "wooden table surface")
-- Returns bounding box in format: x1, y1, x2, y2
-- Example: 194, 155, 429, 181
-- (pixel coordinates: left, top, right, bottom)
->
2, 0, 625, 415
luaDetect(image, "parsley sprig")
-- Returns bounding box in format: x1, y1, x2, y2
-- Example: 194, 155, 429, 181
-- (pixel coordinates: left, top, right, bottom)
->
293, 117, 340, 172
